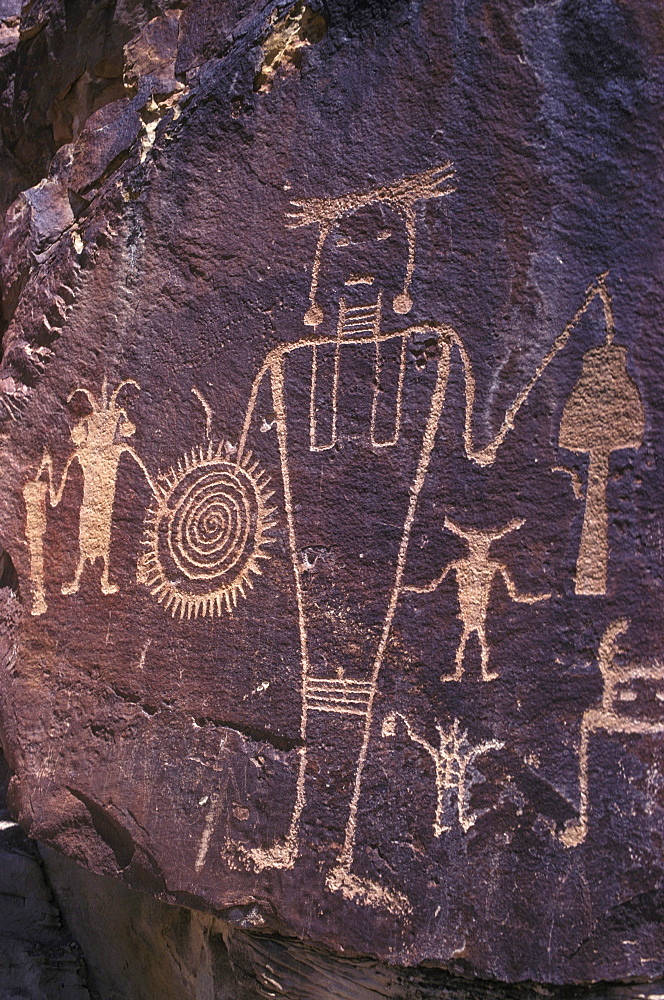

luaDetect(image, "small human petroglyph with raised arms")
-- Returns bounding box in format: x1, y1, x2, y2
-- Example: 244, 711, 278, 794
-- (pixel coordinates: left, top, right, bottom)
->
403, 518, 551, 682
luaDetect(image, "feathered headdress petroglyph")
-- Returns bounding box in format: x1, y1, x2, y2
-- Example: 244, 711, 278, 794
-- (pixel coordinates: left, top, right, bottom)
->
286, 161, 456, 325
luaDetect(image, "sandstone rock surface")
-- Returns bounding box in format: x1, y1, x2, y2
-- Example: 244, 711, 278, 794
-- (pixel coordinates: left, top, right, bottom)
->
0, 754, 91, 999
0, 0, 662, 991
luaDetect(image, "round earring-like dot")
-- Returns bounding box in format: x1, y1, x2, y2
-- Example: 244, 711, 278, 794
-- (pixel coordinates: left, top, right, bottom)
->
393, 292, 413, 315
304, 303, 324, 326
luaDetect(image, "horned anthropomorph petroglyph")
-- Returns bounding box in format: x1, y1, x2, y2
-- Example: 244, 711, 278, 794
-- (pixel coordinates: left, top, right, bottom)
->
23, 380, 155, 613
404, 518, 551, 682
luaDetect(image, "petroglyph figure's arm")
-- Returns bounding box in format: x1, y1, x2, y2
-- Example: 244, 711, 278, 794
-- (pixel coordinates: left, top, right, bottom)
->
382, 712, 448, 835
456, 738, 504, 833
237, 358, 275, 464
498, 566, 551, 604
454, 275, 611, 468
24, 450, 77, 615
38, 451, 77, 507
402, 560, 457, 595
120, 446, 158, 497
383, 711, 437, 759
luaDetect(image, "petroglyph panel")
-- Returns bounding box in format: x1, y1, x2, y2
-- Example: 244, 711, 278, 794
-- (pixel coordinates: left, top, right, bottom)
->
0, 0, 661, 988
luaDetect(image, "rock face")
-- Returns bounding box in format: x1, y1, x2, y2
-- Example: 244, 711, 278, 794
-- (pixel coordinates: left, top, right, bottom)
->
0, 0, 662, 990
0, 755, 91, 999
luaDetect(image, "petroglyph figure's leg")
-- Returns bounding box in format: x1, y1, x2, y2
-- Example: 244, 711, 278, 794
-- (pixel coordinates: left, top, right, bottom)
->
61, 555, 87, 595
249, 745, 308, 871
327, 345, 452, 912
444, 625, 470, 682
100, 556, 119, 595
242, 356, 313, 872
561, 717, 591, 847
326, 863, 411, 916
479, 625, 497, 682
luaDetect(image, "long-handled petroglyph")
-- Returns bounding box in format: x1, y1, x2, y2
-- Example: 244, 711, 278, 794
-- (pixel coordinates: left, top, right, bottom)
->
403, 518, 550, 682
558, 278, 644, 596
382, 713, 503, 835
561, 620, 664, 848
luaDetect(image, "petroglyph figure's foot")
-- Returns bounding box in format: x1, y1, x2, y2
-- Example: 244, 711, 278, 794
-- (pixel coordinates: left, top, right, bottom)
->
326, 864, 410, 916
243, 841, 298, 872
31, 594, 47, 616
482, 669, 499, 682
560, 821, 585, 848
61, 580, 81, 596
441, 669, 464, 683
101, 580, 119, 595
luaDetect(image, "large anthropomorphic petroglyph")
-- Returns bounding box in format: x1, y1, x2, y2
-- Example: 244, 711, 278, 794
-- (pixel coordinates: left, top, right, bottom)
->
227, 169, 646, 912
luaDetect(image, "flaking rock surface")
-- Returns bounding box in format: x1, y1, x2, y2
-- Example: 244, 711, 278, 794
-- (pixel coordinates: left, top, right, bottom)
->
0, 0, 662, 985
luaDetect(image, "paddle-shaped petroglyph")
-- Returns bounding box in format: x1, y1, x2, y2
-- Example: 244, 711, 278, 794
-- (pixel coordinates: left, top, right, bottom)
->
139, 443, 277, 619
558, 278, 644, 596
382, 713, 504, 835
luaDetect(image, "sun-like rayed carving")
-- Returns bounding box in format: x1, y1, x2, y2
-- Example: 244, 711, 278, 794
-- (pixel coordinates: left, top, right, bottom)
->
139, 442, 277, 619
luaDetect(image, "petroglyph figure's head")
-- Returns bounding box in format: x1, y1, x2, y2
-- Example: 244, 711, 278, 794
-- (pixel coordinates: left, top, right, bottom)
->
118, 416, 136, 438
286, 161, 456, 327
67, 379, 141, 450
444, 517, 525, 557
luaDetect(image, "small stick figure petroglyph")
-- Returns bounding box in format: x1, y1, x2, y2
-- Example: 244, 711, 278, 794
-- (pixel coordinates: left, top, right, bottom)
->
382, 713, 503, 834
404, 518, 551, 681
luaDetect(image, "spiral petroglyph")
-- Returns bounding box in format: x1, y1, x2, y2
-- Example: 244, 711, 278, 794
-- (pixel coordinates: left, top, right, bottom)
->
139, 442, 277, 618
